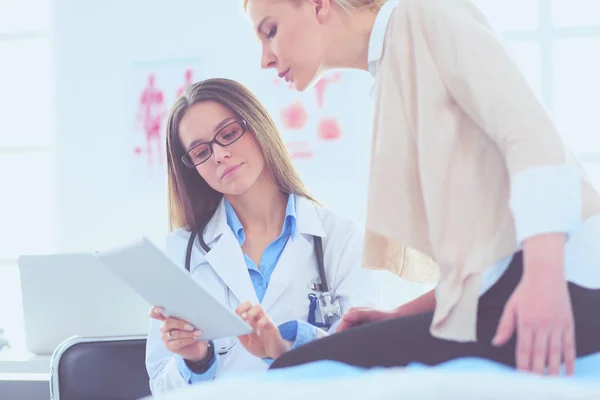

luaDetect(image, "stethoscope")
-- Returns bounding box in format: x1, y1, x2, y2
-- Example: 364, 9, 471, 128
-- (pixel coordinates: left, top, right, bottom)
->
184, 230, 237, 356
184, 228, 342, 355
304, 235, 343, 329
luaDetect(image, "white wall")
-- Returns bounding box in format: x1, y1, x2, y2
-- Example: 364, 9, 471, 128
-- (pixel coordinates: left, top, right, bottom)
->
54, 0, 245, 252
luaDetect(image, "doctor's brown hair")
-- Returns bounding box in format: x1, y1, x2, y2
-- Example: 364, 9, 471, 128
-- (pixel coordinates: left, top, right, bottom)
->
165, 78, 315, 233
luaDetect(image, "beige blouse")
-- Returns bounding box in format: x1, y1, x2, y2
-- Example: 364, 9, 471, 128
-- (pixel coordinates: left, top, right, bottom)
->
364, 0, 600, 342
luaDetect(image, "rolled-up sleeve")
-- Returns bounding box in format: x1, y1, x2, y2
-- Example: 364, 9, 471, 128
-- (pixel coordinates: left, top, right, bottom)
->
510, 165, 581, 244
278, 320, 327, 350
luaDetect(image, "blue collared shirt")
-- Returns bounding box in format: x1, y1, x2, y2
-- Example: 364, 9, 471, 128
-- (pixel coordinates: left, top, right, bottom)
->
177, 194, 320, 383
224, 194, 297, 303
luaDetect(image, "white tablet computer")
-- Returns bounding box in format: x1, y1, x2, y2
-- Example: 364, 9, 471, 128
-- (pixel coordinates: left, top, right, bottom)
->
94, 237, 252, 341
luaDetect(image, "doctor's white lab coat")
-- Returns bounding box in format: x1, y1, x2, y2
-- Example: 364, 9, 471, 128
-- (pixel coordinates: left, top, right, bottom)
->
145, 195, 382, 394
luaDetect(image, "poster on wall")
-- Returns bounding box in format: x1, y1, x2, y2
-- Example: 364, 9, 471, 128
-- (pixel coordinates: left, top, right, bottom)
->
129, 58, 201, 192
253, 68, 374, 221
267, 71, 345, 161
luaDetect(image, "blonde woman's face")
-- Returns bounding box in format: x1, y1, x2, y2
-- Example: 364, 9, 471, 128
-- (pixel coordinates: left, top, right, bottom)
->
178, 101, 266, 196
246, 0, 327, 91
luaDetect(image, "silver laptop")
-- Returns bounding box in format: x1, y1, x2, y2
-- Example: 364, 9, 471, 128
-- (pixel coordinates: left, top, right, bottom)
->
18, 253, 151, 355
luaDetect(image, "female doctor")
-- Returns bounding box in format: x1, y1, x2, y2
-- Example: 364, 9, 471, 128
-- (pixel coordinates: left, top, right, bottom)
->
145, 78, 382, 394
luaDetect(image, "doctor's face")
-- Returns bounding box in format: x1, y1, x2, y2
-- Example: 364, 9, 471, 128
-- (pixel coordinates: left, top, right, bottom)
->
246, 0, 327, 91
178, 101, 267, 195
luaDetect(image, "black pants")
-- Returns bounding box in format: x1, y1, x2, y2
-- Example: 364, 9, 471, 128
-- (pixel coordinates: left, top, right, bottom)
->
271, 253, 600, 369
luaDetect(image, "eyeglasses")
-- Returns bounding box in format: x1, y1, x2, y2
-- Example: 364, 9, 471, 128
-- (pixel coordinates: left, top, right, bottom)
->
181, 119, 248, 168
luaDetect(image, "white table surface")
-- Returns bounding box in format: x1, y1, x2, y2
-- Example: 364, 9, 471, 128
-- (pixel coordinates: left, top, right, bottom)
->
0, 347, 51, 378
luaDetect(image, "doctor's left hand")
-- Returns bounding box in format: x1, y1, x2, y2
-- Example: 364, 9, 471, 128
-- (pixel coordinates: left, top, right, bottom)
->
150, 307, 209, 362
235, 302, 291, 360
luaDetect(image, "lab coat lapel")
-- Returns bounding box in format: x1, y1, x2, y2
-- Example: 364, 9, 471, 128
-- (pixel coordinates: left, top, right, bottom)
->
260, 196, 326, 312
260, 234, 312, 312
202, 200, 259, 305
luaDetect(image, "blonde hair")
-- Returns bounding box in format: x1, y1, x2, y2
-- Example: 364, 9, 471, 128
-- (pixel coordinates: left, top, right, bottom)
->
165, 78, 316, 233
332, 0, 388, 12
242, 0, 388, 13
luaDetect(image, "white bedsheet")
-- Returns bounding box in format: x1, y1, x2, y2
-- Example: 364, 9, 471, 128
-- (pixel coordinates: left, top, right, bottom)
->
145, 365, 600, 400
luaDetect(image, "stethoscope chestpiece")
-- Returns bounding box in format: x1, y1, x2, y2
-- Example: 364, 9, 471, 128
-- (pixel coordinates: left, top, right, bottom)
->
318, 291, 342, 326
216, 337, 238, 356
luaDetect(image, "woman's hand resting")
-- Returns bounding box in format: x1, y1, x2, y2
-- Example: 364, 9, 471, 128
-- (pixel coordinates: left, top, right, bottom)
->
493, 234, 576, 376
336, 307, 397, 333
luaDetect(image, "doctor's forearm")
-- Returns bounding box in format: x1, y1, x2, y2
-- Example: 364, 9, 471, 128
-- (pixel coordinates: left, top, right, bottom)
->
393, 288, 436, 317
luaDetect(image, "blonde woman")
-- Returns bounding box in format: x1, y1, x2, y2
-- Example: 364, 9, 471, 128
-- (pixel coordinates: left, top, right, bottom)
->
144, 78, 382, 393
244, 0, 600, 375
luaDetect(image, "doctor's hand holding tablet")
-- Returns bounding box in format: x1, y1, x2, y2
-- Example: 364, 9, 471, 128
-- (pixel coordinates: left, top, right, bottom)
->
149, 300, 295, 363
150, 307, 209, 363
149, 299, 293, 364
